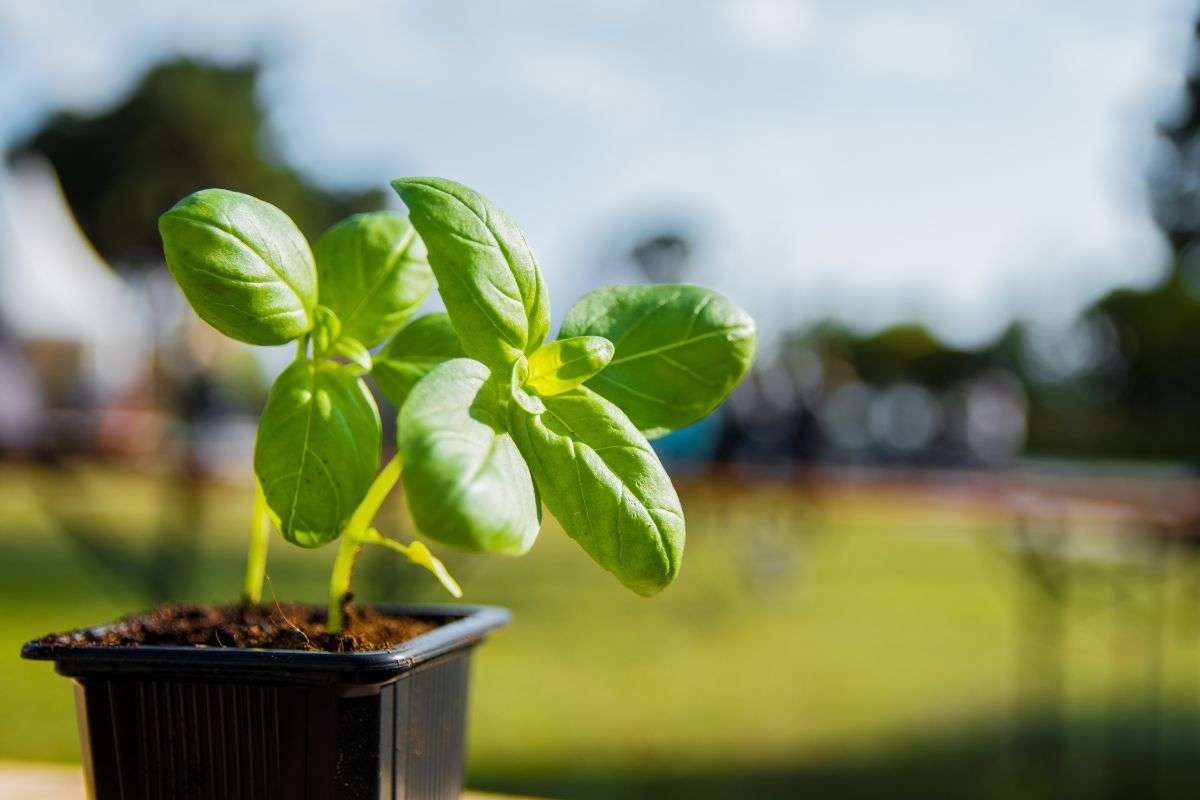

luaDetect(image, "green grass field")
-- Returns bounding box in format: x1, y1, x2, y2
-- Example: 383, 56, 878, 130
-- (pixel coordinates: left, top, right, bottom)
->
3, 463, 1199, 798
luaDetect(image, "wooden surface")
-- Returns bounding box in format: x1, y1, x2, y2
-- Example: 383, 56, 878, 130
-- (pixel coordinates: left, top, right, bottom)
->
0, 761, 536, 799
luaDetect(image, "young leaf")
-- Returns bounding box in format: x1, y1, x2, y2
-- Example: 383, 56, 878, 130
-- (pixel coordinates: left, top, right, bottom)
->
398, 358, 541, 555
371, 312, 465, 409
559, 284, 756, 438
311, 305, 342, 356
391, 178, 550, 371
361, 528, 463, 598
507, 386, 684, 596
331, 337, 372, 373
159, 189, 316, 345
525, 336, 614, 396
314, 212, 433, 347
405, 540, 463, 597
254, 360, 381, 548
310, 306, 372, 372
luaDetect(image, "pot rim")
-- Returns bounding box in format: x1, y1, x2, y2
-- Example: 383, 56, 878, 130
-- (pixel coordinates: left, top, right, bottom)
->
20, 603, 510, 686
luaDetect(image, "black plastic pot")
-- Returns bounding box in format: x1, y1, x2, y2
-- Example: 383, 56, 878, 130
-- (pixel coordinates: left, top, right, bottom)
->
21, 603, 509, 800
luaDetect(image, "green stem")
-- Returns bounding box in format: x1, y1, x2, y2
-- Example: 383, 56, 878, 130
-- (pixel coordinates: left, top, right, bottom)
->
326, 529, 363, 634
242, 481, 270, 605
362, 528, 463, 598
346, 454, 402, 540
325, 454, 404, 633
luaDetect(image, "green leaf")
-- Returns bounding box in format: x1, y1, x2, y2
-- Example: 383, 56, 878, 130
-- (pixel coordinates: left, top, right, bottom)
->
159, 189, 316, 345
311, 305, 342, 356
254, 359, 381, 548
402, 539, 463, 598
398, 359, 540, 554
332, 337, 372, 372
525, 336, 614, 396
314, 211, 433, 347
507, 386, 684, 595
371, 312, 465, 409
398, 358, 541, 554
391, 177, 550, 371
559, 284, 756, 438
361, 528, 463, 598
310, 306, 372, 372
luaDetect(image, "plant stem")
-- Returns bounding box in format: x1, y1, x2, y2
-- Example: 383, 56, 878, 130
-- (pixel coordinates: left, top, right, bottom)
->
346, 454, 402, 540
242, 481, 270, 605
325, 454, 404, 633
361, 528, 463, 598
326, 529, 362, 634
246, 332, 306, 605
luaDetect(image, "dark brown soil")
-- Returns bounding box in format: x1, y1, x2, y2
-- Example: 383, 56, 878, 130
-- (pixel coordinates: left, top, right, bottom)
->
34, 603, 440, 653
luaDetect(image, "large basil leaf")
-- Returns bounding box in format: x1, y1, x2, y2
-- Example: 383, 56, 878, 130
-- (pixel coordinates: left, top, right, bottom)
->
371, 313, 465, 409
391, 178, 550, 371
559, 284, 756, 438
159, 189, 316, 345
314, 211, 433, 347
254, 359, 381, 548
507, 386, 684, 595
398, 358, 540, 555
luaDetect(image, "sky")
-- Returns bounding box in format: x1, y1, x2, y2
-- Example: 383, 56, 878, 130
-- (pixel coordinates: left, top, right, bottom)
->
0, 0, 1195, 351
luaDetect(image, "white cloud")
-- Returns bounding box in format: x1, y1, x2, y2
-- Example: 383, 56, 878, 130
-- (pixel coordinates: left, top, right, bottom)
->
0, 0, 1187, 350
841, 14, 974, 83
513, 46, 661, 136
723, 0, 816, 50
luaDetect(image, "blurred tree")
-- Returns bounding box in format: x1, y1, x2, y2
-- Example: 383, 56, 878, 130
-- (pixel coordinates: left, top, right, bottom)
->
1060, 263, 1200, 460
8, 58, 388, 602
12, 58, 382, 267
1040, 13, 1200, 460
805, 11, 1200, 463
845, 323, 997, 390
1150, 16, 1200, 254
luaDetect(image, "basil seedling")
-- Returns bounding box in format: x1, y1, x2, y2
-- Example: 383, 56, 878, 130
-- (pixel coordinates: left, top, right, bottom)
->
159, 176, 756, 633
392, 177, 756, 596
160, 191, 461, 631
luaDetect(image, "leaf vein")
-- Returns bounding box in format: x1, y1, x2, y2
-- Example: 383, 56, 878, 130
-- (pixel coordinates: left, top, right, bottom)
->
607, 325, 748, 366
341, 226, 417, 332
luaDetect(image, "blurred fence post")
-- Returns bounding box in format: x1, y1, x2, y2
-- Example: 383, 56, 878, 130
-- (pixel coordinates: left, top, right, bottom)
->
1010, 507, 1070, 796
1106, 523, 1170, 800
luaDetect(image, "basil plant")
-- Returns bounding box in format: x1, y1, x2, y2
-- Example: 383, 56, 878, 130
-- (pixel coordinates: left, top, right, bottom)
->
159, 178, 755, 632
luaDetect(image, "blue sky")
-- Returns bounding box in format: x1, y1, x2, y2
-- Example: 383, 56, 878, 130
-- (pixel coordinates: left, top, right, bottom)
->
0, 0, 1194, 351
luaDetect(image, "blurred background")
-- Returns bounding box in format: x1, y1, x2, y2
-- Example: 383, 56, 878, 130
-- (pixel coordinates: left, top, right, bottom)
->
5, 1, 1200, 797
